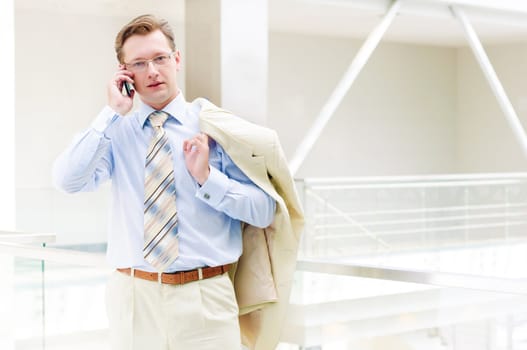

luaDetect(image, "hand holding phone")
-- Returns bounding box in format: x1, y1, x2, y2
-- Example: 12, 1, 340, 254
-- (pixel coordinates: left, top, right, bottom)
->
109, 67, 134, 116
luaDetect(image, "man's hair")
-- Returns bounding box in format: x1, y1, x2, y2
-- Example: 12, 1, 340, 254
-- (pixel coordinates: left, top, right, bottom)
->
115, 14, 176, 63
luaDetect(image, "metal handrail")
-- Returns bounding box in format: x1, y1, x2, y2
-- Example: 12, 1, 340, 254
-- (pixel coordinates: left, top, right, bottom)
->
0, 242, 106, 268
312, 221, 527, 239
314, 202, 527, 218
296, 259, 527, 295
301, 172, 527, 185
314, 211, 527, 229
0, 230, 56, 244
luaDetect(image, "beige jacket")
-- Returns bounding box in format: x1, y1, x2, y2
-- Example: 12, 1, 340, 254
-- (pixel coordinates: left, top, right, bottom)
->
197, 99, 305, 350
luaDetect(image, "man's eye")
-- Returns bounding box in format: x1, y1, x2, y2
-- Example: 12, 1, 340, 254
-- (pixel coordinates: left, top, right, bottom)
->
154, 56, 168, 64
132, 61, 146, 69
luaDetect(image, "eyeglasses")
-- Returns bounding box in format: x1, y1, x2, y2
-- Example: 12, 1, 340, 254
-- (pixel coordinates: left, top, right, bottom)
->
124, 52, 175, 72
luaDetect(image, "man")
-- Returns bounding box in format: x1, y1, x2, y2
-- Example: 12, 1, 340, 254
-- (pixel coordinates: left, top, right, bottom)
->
53, 14, 280, 349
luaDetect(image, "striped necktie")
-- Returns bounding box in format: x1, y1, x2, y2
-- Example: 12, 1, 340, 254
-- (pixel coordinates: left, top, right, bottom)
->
143, 111, 179, 272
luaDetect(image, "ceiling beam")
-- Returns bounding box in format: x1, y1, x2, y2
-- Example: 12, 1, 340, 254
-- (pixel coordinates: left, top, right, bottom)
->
452, 5, 527, 160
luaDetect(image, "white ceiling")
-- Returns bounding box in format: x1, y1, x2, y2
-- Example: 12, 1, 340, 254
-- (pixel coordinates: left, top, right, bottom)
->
270, 0, 527, 47
15, 0, 527, 47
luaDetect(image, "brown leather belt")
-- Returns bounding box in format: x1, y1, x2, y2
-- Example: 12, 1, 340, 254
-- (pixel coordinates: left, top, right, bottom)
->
117, 263, 231, 285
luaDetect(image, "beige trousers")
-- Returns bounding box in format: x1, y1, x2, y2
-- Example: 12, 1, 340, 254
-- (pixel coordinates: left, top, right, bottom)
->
105, 270, 241, 350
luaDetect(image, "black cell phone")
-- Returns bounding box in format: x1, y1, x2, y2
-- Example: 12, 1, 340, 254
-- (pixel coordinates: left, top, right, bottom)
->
123, 81, 134, 97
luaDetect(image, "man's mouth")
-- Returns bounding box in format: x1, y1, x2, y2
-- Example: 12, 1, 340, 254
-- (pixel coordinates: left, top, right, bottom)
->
148, 82, 163, 88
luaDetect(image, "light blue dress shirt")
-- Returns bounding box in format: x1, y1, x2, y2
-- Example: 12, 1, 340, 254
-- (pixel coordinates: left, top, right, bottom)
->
53, 93, 276, 272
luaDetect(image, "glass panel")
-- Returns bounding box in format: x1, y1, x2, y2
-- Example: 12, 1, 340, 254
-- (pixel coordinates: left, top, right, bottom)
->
0, 253, 17, 350
41, 260, 110, 350
41, 242, 111, 350
2, 249, 111, 350
14, 256, 44, 350
284, 272, 527, 350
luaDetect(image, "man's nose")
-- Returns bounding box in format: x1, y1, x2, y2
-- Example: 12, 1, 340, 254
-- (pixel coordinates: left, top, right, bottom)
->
146, 61, 160, 76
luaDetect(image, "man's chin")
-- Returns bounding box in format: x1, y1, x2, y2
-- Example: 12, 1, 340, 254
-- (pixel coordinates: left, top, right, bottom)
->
142, 94, 173, 110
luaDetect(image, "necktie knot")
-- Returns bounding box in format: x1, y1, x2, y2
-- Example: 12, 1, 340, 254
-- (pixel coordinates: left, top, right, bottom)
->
149, 111, 169, 128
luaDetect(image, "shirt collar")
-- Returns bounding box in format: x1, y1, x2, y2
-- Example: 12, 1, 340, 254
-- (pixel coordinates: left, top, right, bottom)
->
138, 91, 189, 128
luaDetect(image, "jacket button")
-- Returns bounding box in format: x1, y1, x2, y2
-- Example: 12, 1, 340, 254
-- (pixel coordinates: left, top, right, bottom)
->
203, 193, 210, 200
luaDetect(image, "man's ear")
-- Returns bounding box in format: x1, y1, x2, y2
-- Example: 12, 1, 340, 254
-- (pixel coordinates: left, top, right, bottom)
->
174, 50, 182, 71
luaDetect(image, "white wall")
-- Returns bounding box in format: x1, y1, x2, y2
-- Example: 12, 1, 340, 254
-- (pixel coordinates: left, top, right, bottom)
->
456, 43, 527, 173
0, 0, 16, 235
268, 32, 458, 178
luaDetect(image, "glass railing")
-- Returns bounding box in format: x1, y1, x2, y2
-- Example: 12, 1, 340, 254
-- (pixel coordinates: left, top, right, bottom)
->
287, 173, 527, 349
283, 272, 527, 349
297, 173, 527, 260
0, 236, 109, 350
3, 173, 527, 349
13, 257, 111, 350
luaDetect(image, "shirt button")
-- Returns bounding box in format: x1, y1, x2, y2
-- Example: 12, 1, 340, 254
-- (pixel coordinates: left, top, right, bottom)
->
203, 193, 210, 200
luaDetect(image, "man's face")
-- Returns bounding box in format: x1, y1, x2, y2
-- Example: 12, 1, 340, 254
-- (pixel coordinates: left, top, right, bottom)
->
122, 29, 181, 110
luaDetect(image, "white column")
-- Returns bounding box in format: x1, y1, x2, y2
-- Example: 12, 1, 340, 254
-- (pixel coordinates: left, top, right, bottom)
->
0, 0, 16, 349
185, 0, 222, 107
185, 0, 268, 125
220, 0, 268, 125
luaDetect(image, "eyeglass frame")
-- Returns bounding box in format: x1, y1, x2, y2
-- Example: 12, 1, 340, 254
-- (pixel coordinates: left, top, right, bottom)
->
123, 51, 176, 72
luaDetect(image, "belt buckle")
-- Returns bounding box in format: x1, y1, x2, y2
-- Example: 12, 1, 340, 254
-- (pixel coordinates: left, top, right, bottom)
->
197, 267, 203, 280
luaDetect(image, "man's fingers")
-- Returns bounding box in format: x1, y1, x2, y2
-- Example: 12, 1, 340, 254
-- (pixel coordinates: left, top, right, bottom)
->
183, 140, 199, 153
113, 75, 134, 88
183, 140, 195, 153
183, 134, 209, 153
112, 68, 135, 90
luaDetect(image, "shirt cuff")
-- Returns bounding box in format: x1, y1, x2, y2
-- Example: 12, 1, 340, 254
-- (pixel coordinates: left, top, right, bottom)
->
196, 166, 229, 207
91, 106, 119, 133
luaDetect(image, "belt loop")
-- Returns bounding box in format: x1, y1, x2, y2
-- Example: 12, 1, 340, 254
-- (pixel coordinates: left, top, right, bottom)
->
198, 268, 203, 280
130, 268, 135, 280
157, 272, 162, 284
